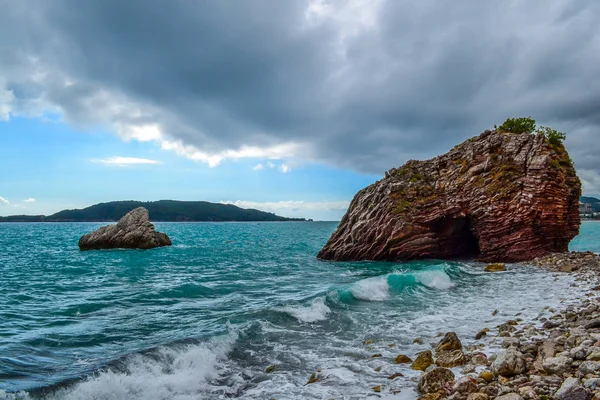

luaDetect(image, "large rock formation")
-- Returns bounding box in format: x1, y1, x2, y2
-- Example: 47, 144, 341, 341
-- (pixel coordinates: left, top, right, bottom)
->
78, 207, 172, 250
318, 130, 581, 263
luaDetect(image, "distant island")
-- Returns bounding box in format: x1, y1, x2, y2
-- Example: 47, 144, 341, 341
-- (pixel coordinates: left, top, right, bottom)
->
0, 200, 307, 222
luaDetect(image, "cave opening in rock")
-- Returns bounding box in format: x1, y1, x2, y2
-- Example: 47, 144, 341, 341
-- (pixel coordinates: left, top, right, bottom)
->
431, 216, 481, 258
460, 217, 481, 258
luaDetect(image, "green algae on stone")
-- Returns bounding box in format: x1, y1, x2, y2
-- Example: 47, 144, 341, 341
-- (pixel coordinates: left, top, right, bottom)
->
265, 365, 276, 373
395, 354, 413, 364
411, 350, 434, 371
485, 263, 506, 272
306, 373, 319, 384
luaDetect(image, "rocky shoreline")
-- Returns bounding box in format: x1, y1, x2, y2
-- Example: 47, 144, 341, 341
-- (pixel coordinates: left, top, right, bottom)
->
343, 251, 600, 399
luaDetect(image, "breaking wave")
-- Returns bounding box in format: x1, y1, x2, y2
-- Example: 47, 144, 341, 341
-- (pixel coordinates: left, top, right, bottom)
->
281, 297, 331, 323
338, 266, 457, 302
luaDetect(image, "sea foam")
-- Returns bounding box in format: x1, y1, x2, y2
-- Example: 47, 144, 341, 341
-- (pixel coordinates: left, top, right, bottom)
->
348, 268, 455, 302
283, 297, 331, 323
349, 276, 390, 301
413, 269, 455, 290
34, 340, 233, 400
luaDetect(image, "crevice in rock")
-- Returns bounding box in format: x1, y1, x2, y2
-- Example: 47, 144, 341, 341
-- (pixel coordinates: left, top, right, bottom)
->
430, 216, 481, 259
462, 217, 481, 258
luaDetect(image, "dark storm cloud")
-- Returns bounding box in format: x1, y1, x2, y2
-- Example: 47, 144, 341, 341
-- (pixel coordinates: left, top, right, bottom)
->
1, 0, 600, 189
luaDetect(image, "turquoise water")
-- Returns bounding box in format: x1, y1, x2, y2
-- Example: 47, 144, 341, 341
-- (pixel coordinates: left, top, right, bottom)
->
570, 221, 600, 252
0, 221, 597, 399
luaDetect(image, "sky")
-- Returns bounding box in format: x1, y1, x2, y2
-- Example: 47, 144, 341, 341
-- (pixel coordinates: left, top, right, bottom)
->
1, 0, 600, 220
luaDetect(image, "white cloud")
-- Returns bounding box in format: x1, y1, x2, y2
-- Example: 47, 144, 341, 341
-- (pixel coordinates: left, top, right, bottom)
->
160, 139, 303, 168
117, 123, 162, 142
24, 198, 36, 203
91, 156, 161, 166
579, 169, 600, 194
305, 0, 383, 41
0, 196, 9, 205
6, 0, 600, 180
254, 162, 291, 173
221, 200, 350, 212
221, 199, 349, 221
0, 84, 14, 121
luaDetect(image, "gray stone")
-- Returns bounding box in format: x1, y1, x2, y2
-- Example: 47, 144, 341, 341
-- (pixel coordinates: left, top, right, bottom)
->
436, 349, 466, 368
571, 345, 588, 361
480, 385, 499, 397
466, 394, 488, 400
554, 377, 592, 400
523, 326, 538, 337
498, 323, 517, 335
518, 386, 536, 400
492, 348, 526, 377
554, 335, 568, 345
471, 353, 489, 366
583, 305, 597, 315
585, 346, 600, 356
583, 378, 600, 390
78, 207, 171, 250
453, 376, 478, 394
502, 338, 520, 348
542, 356, 572, 374
534, 339, 556, 370
543, 320, 561, 329
520, 342, 538, 357
585, 320, 600, 330
586, 351, 600, 361
418, 367, 455, 394
496, 394, 523, 400
579, 361, 600, 375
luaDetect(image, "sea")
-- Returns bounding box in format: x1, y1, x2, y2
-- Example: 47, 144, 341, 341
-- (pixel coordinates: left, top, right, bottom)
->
0, 221, 598, 400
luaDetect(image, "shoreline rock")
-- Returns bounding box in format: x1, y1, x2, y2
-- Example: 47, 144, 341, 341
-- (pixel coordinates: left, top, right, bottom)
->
78, 207, 172, 250
530, 251, 599, 273
318, 130, 581, 263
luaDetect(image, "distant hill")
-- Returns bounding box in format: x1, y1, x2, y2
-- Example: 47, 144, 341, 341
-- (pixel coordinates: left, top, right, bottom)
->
581, 196, 600, 204
0, 200, 306, 222
581, 196, 600, 212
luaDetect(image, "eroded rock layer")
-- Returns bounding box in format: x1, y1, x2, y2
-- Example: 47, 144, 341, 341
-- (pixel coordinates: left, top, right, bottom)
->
318, 130, 581, 262
78, 207, 171, 250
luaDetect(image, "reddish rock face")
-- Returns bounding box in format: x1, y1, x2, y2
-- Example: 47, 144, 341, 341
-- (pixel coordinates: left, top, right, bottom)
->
318, 131, 581, 263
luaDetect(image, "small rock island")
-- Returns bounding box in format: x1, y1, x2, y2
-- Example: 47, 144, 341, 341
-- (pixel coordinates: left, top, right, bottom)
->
319, 127, 581, 263
78, 207, 172, 250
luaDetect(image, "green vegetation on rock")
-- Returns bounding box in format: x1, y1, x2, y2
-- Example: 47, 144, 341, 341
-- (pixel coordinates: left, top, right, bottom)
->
537, 126, 566, 147
496, 116, 537, 134
495, 117, 567, 146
